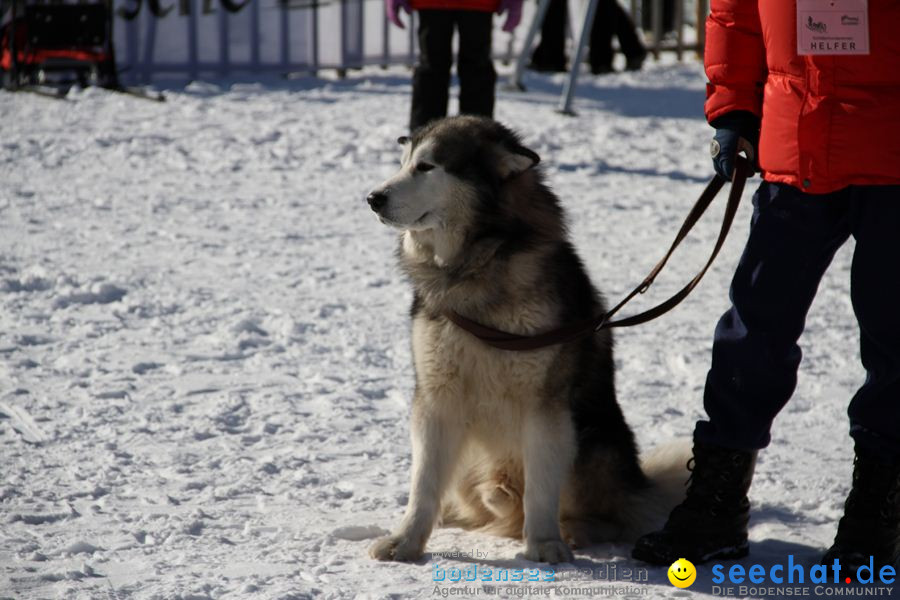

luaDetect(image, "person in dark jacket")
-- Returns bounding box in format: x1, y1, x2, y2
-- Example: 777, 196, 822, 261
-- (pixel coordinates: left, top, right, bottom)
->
529, 0, 646, 74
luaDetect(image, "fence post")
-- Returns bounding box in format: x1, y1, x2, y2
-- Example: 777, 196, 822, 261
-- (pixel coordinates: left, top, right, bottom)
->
219, 6, 229, 77
696, 0, 707, 57
382, 0, 390, 67
651, 0, 661, 60
281, 0, 290, 71
674, 0, 683, 60
311, 0, 319, 74
408, 11, 415, 66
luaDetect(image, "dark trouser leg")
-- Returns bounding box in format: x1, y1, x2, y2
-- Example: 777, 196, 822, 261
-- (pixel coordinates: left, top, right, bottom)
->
456, 11, 496, 119
847, 186, 900, 461
826, 188, 900, 569
591, 0, 645, 70
589, 0, 616, 71
411, 10, 455, 131
613, 1, 646, 61
694, 182, 853, 450
531, 0, 568, 70
641, 0, 675, 34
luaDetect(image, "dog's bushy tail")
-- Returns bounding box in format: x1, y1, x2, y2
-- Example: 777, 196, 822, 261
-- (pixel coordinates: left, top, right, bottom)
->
619, 438, 693, 541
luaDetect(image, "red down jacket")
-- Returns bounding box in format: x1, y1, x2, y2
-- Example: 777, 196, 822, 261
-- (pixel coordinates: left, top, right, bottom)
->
705, 0, 900, 194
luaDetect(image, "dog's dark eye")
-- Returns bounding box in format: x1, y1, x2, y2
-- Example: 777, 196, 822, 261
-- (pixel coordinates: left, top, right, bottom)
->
416, 163, 435, 173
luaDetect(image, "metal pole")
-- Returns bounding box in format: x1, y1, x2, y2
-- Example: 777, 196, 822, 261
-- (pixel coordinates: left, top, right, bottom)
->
383, 0, 391, 66
506, 0, 553, 91
696, 0, 707, 58
340, 0, 348, 72
312, 0, 320, 74
250, 0, 260, 72
674, 0, 684, 60
219, 7, 230, 78
557, 0, 600, 115
143, 10, 157, 81
282, 0, 291, 71
651, 0, 661, 59
188, 0, 198, 79
408, 11, 416, 66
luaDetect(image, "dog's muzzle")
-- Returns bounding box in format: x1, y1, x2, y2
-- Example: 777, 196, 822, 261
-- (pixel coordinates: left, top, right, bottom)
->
367, 191, 388, 212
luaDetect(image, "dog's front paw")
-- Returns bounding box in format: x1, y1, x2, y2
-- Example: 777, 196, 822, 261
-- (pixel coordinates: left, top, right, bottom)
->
524, 539, 574, 564
368, 535, 424, 562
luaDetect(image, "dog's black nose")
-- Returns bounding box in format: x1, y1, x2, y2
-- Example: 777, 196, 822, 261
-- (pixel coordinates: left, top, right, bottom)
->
367, 191, 388, 211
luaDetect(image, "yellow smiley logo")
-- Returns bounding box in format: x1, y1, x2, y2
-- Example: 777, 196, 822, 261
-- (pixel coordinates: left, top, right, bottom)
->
668, 558, 696, 588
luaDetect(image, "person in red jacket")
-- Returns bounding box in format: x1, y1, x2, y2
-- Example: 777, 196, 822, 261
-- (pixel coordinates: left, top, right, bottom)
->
632, 0, 900, 570
387, 0, 523, 131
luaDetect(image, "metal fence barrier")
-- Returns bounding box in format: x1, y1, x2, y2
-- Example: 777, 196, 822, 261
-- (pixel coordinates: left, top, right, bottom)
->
0, 0, 707, 82
105, 0, 707, 84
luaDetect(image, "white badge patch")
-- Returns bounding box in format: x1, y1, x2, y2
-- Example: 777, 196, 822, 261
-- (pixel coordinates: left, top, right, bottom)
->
797, 0, 869, 55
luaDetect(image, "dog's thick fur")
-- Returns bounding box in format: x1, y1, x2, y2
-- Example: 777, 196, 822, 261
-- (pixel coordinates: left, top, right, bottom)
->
366, 116, 687, 563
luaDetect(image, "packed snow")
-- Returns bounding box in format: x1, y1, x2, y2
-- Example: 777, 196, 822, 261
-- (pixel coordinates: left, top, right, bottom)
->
0, 59, 882, 599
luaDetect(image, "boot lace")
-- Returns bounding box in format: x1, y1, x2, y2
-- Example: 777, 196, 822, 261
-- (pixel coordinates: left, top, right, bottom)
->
681, 451, 752, 518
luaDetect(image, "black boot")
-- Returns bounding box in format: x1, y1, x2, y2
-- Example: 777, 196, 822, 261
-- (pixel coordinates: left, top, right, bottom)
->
632, 442, 756, 565
822, 446, 900, 573
625, 49, 648, 71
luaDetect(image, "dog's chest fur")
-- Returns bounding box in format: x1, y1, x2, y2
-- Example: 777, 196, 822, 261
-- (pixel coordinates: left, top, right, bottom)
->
411, 310, 562, 433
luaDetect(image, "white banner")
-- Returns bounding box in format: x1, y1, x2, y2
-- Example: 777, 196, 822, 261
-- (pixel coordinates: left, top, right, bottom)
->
113, 0, 421, 82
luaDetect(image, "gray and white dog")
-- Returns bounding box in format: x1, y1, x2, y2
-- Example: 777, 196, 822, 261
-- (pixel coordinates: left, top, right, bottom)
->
366, 116, 686, 564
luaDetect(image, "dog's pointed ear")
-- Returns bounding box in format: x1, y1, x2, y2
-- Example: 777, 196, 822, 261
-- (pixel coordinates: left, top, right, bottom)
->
398, 136, 413, 165
497, 143, 540, 179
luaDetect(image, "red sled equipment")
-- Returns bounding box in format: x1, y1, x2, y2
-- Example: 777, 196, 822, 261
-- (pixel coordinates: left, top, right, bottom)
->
1, 1, 162, 100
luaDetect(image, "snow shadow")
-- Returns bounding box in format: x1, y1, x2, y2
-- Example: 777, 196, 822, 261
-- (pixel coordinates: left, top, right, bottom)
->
753, 502, 821, 526
554, 158, 710, 183
505, 71, 707, 119
147, 68, 705, 121
149, 71, 413, 97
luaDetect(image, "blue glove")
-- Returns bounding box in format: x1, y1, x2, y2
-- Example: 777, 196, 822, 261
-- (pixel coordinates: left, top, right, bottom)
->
709, 111, 760, 180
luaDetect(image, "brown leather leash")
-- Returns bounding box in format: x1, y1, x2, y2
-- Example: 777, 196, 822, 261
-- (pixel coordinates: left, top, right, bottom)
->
445, 157, 753, 352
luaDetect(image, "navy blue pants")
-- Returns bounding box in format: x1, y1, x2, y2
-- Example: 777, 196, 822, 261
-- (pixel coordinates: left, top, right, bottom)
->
694, 182, 900, 461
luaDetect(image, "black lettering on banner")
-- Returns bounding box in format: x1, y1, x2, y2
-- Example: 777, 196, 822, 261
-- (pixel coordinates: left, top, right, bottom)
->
220, 0, 250, 13
117, 0, 142, 20
116, 0, 249, 19
148, 0, 175, 17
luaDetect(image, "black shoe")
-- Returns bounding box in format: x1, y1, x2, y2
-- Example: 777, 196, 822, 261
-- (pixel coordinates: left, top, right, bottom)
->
632, 442, 756, 565
527, 60, 568, 73
625, 50, 647, 72
822, 445, 900, 572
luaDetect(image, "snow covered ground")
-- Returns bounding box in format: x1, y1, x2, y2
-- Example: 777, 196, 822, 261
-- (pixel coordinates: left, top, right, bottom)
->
0, 60, 879, 599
